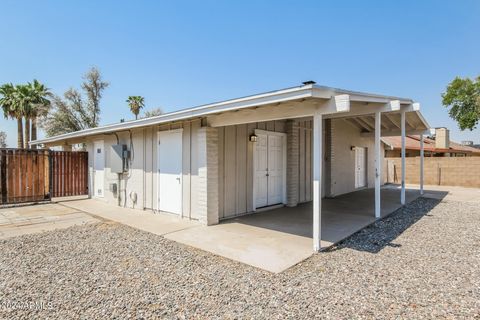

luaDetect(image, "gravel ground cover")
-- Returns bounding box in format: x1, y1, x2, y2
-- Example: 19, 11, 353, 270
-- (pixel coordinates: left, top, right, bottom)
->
0, 197, 479, 319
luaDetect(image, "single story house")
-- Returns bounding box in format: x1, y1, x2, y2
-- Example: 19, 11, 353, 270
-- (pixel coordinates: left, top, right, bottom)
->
31, 82, 430, 251
383, 127, 480, 157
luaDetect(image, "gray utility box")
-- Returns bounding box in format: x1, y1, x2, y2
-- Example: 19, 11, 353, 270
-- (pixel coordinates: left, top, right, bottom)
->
111, 144, 130, 173
109, 183, 118, 196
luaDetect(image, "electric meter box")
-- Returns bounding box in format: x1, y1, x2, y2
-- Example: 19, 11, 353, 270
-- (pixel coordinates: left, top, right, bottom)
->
111, 144, 129, 173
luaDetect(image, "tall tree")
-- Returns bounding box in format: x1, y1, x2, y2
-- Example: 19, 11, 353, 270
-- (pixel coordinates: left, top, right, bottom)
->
1, 80, 50, 148
442, 76, 480, 130
82, 67, 108, 125
0, 83, 24, 148
27, 80, 51, 147
142, 107, 163, 118
17, 85, 32, 148
0, 131, 6, 148
41, 68, 109, 136
126, 96, 145, 120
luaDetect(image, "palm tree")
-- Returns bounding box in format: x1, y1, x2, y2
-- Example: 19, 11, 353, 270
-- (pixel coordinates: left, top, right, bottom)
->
12, 84, 34, 148
126, 96, 145, 120
27, 80, 51, 147
0, 83, 24, 148
0, 81, 51, 149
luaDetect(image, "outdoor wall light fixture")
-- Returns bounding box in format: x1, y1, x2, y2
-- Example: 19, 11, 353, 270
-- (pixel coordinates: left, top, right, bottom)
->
350, 146, 355, 151
249, 134, 258, 142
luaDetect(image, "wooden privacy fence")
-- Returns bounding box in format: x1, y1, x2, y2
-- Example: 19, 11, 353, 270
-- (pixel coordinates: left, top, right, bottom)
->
50, 151, 89, 198
385, 157, 480, 188
0, 149, 88, 205
0, 149, 50, 204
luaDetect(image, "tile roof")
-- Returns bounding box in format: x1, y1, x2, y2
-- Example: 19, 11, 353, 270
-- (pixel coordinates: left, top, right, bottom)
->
382, 135, 480, 154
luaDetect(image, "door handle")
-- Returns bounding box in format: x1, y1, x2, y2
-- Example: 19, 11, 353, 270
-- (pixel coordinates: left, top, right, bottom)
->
176, 177, 181, 183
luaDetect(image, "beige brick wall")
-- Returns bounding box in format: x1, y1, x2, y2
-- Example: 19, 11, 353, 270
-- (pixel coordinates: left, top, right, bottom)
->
197, 127, 219, 225
286, 120, 299, 207
385, 157, 480, 188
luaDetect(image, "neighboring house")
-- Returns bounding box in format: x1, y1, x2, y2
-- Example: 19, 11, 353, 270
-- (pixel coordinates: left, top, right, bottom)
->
383, 127, 480, 157
461, 141, 480, 150
31, 82, 429, 251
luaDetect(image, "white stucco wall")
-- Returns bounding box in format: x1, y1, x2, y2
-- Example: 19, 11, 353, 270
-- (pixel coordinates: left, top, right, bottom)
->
329, 118, 385, 196
82, 115, 386, 225
86, 130, 147, 209
84, 120, 208, 221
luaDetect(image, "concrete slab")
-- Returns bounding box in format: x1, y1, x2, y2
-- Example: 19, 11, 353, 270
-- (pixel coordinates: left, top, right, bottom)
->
166, 187, 421, 273
0, 203, 99, 239
404, 184, 480, 203
165, 220, 314, 273
60, 199, 199, 236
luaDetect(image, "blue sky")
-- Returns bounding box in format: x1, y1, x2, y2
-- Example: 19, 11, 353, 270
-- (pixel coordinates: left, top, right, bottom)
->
1, 0, 479, 146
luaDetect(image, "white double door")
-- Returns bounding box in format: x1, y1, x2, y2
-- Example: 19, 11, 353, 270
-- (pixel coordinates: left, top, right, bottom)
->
255, 131, 285, 208
354, 146, 367, 189
157, 130, 183, 215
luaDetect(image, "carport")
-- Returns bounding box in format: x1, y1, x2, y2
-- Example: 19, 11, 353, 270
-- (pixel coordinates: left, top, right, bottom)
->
206, 84, 430, 253
165, 186, 421, 273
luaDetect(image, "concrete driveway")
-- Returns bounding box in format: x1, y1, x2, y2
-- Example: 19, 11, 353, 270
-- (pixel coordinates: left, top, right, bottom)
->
0, 203, 99, 239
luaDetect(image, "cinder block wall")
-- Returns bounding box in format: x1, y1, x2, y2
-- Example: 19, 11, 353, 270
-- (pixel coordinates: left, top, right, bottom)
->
385, 157, 480, 188
197, 127, 219, 225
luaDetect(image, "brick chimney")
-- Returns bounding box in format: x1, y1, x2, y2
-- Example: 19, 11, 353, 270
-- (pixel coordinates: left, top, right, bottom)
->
435, 127, 450, 149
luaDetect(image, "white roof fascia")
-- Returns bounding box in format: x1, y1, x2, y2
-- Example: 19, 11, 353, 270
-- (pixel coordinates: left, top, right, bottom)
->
31, 84, 418, 145
415, 110, 431, 131
313, 85, 413, 104
381, 138, 395, 150
31, 85, 314, 145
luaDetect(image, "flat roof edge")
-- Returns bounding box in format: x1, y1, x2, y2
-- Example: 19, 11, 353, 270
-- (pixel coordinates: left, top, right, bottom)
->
31, 85, 315, 145
31, 84, 420, 146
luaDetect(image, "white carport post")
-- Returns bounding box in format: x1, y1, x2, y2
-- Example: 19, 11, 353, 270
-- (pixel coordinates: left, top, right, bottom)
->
313, 111, 323, 252
400, 110, 406, 205
420, 133, 424, 195
374, 111, 381, 218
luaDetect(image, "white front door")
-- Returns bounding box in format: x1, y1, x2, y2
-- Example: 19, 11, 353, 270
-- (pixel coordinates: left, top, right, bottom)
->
255, 131, 286, 208
157, 130, 183, 215
355, 146, 367, 188
93, 140, 105, 197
